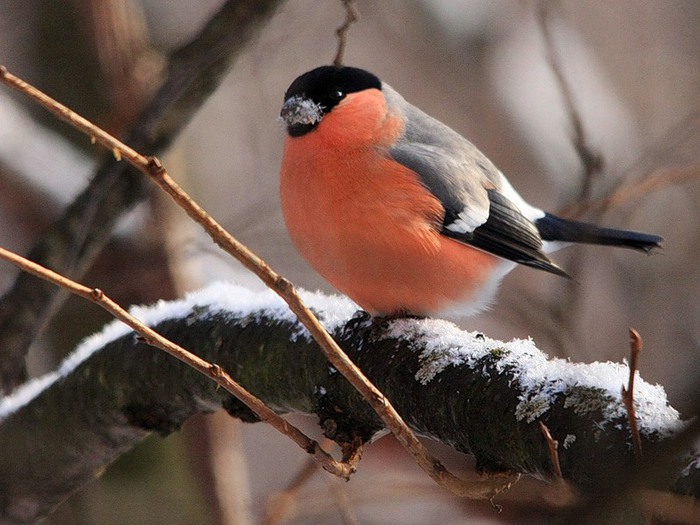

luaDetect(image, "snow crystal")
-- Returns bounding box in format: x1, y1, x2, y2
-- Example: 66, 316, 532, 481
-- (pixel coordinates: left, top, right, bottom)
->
279, 95, 324, 127
385, 317, 683, 437
681, 454, 700, 478
563, 434, 577, 449
0, 372, 59, 421
0, 282, 357, 422
0, 284, 685, 441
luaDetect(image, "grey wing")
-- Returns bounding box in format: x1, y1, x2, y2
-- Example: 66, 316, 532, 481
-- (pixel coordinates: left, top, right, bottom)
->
391, 142, 493, 231
384, 84, 567, 277
385, 84, 499, 233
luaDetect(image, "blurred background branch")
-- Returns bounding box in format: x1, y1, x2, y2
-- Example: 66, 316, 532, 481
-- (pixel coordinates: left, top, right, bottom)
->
0, 0, 283, 394
0, 295, 695, 523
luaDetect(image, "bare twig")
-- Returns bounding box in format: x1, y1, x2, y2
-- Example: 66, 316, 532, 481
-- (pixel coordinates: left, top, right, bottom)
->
563, 164, 700, 218
538, 421, 579, 510
539, 421, 564, 481
260, 437, 361, 525
0, 245, 356, 481
532, 1, 606, 360
333, 0, 359, 67
0, 67, 515, 499
340, 437, 364, 469
262, 456, 320, 525
261, 439, 361, 525
331, 476, 360, 525
536, 1, 603, 201
622, 328, 643, 459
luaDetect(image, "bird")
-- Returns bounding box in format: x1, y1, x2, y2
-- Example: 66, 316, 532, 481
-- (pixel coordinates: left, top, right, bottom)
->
278, 65, 662, 317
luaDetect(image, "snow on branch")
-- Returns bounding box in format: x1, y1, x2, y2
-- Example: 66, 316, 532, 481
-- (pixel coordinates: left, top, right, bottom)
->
0, 283, 696, 523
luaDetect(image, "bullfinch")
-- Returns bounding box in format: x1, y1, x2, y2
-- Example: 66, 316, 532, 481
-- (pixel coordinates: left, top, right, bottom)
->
279, 65, 662, 317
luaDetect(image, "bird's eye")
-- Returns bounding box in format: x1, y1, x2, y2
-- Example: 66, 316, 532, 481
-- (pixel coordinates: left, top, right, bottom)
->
328, 89, 345, 101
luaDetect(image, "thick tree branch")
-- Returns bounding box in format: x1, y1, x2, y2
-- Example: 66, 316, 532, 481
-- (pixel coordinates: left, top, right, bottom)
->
0, 284, 696, 524
0, 0, 283, 393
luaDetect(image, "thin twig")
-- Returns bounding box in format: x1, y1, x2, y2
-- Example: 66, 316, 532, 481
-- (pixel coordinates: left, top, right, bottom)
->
562, 164, 700, 218
262, 456, 321, 525
535, 1, 605, 361
0, 66, 515, 499
539, 421, 564, 480
622, 328, 643, 459
262, 438, 360, 525
536, 1, 603, 201
333, 0, 359, 67
331, 476, 360, 525
340, 437, 364, 469
0, 245, 355, 480
539, 421, 578, 509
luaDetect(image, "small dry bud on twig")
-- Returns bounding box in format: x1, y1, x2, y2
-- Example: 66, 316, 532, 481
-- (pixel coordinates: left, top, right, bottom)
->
622, 328, 644, 459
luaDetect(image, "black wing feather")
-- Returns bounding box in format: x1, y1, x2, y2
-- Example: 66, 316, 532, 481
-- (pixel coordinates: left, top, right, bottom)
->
536, 213, 663, 253
442, 190, 569, 278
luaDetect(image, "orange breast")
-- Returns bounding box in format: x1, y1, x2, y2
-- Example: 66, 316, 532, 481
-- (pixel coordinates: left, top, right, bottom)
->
280, 91, 499, 315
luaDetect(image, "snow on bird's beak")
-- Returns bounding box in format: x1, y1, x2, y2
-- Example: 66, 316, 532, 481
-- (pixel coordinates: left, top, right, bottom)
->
279, 95, 324, 129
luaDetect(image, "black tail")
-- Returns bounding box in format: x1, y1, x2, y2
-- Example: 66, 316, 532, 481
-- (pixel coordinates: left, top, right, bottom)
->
535, 213, 663, 253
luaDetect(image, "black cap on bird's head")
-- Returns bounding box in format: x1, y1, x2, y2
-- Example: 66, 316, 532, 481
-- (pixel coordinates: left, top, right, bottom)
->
280, 66, 381, 137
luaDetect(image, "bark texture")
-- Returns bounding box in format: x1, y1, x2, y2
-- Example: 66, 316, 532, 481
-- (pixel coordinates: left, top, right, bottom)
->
0, 296, 696, 523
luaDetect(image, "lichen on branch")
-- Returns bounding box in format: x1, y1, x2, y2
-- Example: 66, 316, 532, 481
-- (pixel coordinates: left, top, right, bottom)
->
0, 283, 696, 523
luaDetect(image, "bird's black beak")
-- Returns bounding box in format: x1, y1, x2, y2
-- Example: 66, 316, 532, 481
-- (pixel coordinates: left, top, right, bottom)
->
279, 95, 324, 137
